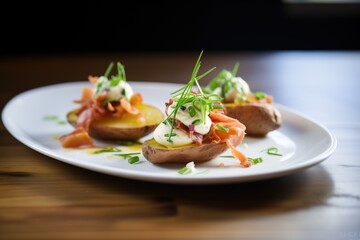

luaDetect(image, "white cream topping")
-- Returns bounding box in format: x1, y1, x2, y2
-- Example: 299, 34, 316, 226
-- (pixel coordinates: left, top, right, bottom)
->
166, 102, 211, 135
94, 76, 133, 101
153, 122, 193, 147
224, 77, 251, 103
153, 101, 213, 147
186, 161, 197, 173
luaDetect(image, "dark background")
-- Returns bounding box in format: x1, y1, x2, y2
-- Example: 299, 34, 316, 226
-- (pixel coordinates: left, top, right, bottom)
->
1, 0, 360, 56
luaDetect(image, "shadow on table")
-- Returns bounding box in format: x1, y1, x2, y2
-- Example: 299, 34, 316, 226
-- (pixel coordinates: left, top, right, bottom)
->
90, 163, 334, 218
132, 165, 333, 217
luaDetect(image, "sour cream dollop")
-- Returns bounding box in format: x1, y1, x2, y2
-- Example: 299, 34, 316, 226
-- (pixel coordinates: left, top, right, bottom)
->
94, 76, 133, 101
224, 77, 251, 103
153, 102, 212, 147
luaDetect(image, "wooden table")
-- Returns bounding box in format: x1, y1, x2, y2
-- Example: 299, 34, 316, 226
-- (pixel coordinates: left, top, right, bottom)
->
1, 51, 359, 240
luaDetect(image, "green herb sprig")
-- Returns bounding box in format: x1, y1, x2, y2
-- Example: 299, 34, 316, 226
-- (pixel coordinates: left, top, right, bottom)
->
163, 51, 221, 143
95, 61, 127, 95
205, 62, 239, 98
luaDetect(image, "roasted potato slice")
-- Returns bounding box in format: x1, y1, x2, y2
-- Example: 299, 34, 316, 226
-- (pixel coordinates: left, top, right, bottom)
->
224, 103, 282, 136
142, 138, 229, 164
67, 104, 164, 140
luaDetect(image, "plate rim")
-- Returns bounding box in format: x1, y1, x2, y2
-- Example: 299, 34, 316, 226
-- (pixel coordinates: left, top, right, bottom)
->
1, 81, 337, 184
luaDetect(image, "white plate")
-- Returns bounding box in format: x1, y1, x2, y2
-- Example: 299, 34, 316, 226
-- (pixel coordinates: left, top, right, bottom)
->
2, 82, 336, 184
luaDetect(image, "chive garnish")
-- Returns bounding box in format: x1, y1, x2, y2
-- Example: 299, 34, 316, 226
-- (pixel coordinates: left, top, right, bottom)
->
178, 167, 192, 175
231, 62, 240, 78
254, 92, 265, 100
94, 147, 122, 154
221, 155, 263, 164
117, 62, 126, 82
216, 124, 229, 132
248, 157, 263, 164
192, 119, 201, 125
118, 140, 138, 146
114, 152, 141, 158
104, 62, 114, 78
165, 133, 176, 137
44, 115, 67, 126
163, 51, 220, 143
262, 147, 283, 156
57, 120, 67, 125
114, 152, 142, 164
44, 115, 58, 121
128, 156, 140, 164
188, 106, 196, 117
95, 61, 128, 97
213, 104, 223, 109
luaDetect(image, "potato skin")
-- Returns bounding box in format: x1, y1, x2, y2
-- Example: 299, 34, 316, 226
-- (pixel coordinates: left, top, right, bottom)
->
89, 124, 157, 141
66, 105, 163, 140
142, 139, 228, 164
224, 103, 282, 136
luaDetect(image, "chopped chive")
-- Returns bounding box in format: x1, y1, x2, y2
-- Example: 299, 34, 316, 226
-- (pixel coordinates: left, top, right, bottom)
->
216, 124, 229, 132
114, 152, 141, 158
118, 140, 137, 146
104, 62, 114, 78
165, 133, 176, 137
44, 115, 59, 121
128, 156, 140, 164
254, 92, 265, 100
57, 120, 67, 125
248, 157, 263, 164
220, 155, 235, 158
163, 51, 218, 143
110, 77, 121, 87
213, 104, 223, 109
188, 106, 196, 117
192, 119, 201, 125
94, 147, 122, 154
262, 147, 283, 156
117, 62, 126, 81
178, 167, 191, 175
231, 62, 240, 77
44, 115, 67, 125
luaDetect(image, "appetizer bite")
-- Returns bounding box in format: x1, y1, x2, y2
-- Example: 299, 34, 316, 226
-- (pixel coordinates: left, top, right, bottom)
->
60, 62, 164, 148
204, 63, 282, 136
142, 52, 251, 167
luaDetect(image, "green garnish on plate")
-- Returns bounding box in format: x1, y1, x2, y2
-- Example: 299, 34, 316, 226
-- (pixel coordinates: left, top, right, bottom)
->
163, 51, 222, 143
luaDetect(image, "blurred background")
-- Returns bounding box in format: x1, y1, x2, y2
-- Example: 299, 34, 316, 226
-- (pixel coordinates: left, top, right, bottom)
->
1, 0, 360, 56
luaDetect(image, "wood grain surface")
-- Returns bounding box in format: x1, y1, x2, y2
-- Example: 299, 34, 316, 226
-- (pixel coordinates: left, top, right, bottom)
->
1, 51, 359, 240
